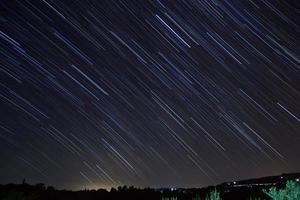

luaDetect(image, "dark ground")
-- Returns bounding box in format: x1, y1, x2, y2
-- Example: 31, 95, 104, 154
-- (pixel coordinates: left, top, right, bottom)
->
1, 173, 299, 200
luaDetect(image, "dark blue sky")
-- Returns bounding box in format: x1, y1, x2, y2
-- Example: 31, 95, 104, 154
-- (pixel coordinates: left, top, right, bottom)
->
0, 0, 300, 190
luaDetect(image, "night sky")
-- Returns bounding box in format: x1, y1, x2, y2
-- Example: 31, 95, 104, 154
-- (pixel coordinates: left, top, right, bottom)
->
0, 0, 300, 190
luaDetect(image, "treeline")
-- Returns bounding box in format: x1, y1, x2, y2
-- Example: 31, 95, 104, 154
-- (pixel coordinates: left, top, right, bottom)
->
0, 183, 161, 200
0, 180, 299, 200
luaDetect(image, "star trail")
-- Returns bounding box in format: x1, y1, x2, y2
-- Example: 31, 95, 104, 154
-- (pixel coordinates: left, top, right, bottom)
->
0, 0, 300, 190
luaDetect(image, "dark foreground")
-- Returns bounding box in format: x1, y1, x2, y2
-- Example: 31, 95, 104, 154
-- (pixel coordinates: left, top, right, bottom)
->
1, 173, 299, 200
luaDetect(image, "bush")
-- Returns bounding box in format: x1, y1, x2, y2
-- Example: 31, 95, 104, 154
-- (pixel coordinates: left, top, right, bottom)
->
263, 181, 300, 200
205, 190, 221, 200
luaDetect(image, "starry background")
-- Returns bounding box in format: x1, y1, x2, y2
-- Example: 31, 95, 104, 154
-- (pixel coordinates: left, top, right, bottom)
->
0, 0, 300, 190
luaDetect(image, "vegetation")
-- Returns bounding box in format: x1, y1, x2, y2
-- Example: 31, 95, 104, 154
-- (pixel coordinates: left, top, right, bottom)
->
263, 180, 300, 200
205, 190, 221, 200
1, 180, 300, 200
163, 181, 300, 200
